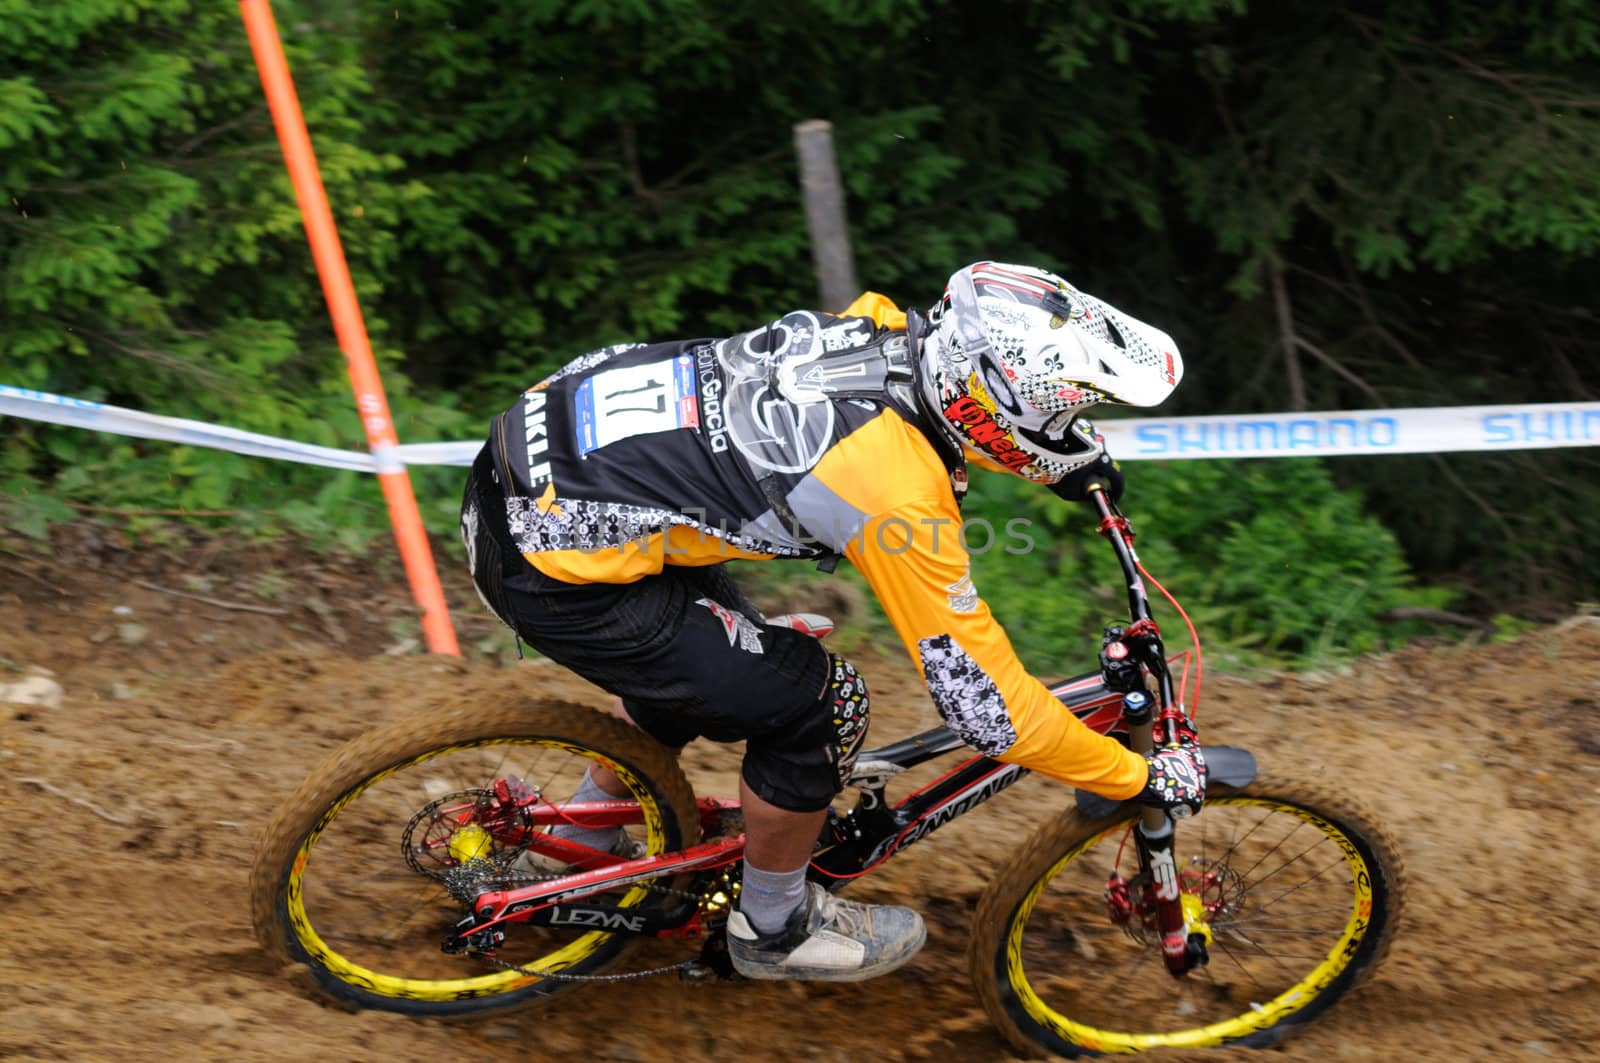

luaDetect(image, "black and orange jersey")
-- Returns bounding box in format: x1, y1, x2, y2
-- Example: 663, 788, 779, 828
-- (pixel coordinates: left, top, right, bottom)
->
486, 294, 1147, 798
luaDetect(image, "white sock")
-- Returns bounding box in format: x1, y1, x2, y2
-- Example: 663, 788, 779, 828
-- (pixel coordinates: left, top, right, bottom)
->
740, 860, 808, 935
551, 767, 624, 853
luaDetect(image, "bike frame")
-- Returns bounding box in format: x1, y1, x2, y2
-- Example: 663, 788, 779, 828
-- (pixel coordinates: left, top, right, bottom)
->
456, 662, 1164, 935
458, 486, 1202, 973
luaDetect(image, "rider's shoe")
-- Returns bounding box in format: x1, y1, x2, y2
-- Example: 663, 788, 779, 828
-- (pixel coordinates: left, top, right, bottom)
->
606, 833, 649, 861
766, 612, 835, 639
726, 882, 926, 982
517, 831, 647, 876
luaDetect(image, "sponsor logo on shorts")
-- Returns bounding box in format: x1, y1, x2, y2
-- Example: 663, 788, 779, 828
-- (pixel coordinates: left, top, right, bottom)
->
696, 598, 764, 654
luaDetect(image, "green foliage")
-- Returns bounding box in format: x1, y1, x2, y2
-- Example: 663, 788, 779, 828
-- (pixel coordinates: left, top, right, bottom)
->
357, 0, 999, 388
1176, 6, 1600, 284
959, 459, 1447, 671
0, 0, 466, 540
736, 457, 1442, 674
3, 0, 1597, 657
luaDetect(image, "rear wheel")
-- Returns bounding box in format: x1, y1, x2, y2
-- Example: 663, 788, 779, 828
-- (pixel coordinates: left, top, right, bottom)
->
969, 775, 1403, 1056
250, 698, 699, 1016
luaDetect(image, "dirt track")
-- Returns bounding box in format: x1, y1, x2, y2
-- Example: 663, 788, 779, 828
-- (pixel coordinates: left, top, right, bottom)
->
2, 535, 1598, 1062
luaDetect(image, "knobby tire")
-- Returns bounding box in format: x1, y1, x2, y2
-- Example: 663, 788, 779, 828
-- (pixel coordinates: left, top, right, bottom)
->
250, 698, 699, 1017
968, 773, 1404, 1057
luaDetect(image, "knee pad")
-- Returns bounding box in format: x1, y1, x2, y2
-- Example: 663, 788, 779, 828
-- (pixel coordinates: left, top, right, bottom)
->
739, 650, 871, 813
823, 652, 870, 788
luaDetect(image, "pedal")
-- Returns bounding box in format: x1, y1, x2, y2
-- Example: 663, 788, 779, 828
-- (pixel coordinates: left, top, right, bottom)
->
679, 959, 737, 984
679, 930, 740, 983
712, 807, 746, 838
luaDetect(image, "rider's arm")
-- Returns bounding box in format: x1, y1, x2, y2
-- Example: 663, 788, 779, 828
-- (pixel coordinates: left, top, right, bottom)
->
842, 493, 1148, 801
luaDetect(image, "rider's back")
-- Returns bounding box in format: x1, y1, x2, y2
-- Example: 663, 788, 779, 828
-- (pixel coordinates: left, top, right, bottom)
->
488, 304, 953, 585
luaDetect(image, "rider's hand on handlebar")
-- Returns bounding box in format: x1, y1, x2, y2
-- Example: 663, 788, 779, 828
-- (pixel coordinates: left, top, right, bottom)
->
1050, 451, 1124, 505
1139, 738, 1207, 818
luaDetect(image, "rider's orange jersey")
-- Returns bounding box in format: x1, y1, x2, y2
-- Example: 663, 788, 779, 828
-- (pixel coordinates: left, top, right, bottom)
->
498, 293, 1148, 799
813, 407, 1146, 796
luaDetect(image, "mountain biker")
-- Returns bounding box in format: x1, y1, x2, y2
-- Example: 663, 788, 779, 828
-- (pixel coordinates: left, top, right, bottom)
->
460, 261, 1206, 983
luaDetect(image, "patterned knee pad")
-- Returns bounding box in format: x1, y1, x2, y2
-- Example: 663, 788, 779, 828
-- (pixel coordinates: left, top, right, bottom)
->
825, 653, 870, 788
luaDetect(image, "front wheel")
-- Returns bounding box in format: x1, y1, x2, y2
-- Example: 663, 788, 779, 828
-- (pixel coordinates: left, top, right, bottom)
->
969, 774, 1403, 1056
250, 697, 700, 1017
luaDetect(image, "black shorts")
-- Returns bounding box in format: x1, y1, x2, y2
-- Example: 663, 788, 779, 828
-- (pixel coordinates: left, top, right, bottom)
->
462, 449, 838, 812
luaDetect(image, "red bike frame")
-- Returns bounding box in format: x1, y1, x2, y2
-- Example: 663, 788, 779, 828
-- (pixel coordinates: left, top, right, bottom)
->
447, 483, 1208, 975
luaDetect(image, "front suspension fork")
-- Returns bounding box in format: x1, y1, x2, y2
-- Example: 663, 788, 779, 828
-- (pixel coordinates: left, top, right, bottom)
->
1123, 692, 1209, 977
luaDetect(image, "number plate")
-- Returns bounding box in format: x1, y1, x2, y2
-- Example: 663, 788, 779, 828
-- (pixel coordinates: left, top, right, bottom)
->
574, 355, 700, 456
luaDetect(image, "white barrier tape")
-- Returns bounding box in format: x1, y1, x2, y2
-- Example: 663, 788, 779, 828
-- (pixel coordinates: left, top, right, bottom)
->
368, 443, 408, 475
389, 441, 479, 467
3, 385, 1597, 473
0, 385, 391, 471
1095, 402, 1600, 459
0, 385, 481, 471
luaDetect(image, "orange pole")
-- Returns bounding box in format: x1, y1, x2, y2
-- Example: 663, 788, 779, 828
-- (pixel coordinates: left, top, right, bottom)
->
239, 0, 460, 655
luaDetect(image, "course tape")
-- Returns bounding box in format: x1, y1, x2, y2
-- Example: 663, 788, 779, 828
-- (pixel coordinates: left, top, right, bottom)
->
1097, 402, 1600, 459
3, 385, 1597, 472
0, 384, 478, 472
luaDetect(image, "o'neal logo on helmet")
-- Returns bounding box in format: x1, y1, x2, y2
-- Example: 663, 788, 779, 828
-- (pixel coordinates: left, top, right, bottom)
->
942, 396, 1032, 472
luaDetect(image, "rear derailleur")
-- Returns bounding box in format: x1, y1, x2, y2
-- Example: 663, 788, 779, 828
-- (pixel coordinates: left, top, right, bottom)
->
442, 912, 505, 956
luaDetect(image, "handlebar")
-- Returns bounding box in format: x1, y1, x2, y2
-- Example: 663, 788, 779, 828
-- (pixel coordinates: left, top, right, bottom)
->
1083, 478, 1115, 515
1084, 480, 1182, 740
1083, 480, 1209, 976
1084, 481, 1152, 627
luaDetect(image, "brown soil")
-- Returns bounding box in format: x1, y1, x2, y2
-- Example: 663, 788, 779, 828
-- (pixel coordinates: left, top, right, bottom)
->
2, 525, 1598, 1062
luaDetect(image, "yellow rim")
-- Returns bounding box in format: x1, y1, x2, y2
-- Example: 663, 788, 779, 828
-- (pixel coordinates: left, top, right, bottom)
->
285, 739, 668, 1002
1005, 797, 1376, 1053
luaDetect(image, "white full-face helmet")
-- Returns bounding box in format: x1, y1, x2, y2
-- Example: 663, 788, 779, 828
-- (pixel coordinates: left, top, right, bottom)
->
916, 262, 1183, 484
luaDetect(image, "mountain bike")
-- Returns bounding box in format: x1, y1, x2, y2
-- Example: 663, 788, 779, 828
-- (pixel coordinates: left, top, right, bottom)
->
251, 488, 1402, 1057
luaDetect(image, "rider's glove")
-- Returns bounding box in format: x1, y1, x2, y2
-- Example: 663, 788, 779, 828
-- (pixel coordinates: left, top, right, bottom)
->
1139, 739, 1207, 818
1050, 450, 1124, 504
